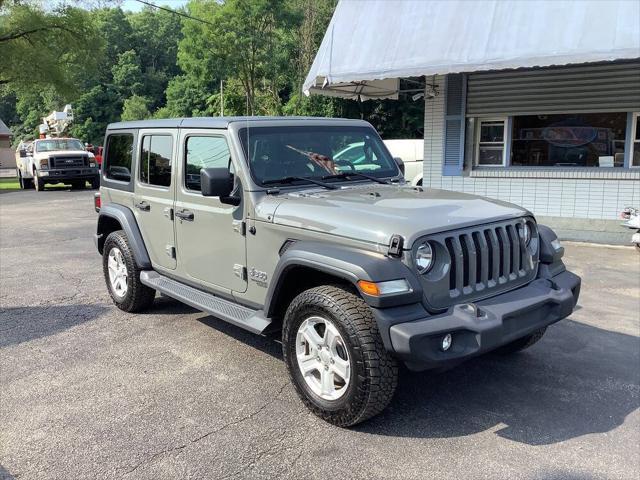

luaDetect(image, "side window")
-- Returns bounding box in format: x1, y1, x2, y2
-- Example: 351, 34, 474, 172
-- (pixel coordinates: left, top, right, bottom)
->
185, 136, 231, 191
140, 135, 173, 187
105, 134, 134, 182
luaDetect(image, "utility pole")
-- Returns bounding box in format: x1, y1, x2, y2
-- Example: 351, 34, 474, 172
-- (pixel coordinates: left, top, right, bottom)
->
220, 79, 224, 117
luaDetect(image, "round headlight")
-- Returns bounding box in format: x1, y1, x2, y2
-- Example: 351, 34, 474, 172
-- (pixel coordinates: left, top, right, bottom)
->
415, 242, 434, 274
519, 223, 531, 246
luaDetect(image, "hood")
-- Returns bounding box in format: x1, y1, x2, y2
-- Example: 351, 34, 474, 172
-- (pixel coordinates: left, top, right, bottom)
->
267, 184, 530, 247
35, 150, 92, 158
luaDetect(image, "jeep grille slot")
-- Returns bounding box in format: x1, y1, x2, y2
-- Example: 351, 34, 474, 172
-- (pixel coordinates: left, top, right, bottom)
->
431, 218, 537, 308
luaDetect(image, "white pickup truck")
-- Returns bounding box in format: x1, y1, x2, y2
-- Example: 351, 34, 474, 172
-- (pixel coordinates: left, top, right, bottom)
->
16, 137, 100, 191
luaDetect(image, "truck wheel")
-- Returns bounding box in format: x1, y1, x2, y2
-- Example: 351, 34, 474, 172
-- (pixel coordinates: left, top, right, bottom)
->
34, 176, 45, 191
102, 230, 155, 313
282, 285, 398, 427
71, 180, 85, 190
494, 327, 547, 355
90, 176, 100, 189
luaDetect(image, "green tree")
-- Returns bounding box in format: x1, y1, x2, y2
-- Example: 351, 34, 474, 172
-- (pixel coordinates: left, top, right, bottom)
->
121, 94, 151, 121
112, 50, 144, 96
0, 1, 102, 95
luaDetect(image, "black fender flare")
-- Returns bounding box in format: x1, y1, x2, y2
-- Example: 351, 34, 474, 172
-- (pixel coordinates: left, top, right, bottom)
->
264, 241, 422, 317
96, 204, 151, 269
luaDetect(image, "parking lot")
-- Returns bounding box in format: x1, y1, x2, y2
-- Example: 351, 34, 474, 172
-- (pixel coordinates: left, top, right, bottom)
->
1, 188, 639, 480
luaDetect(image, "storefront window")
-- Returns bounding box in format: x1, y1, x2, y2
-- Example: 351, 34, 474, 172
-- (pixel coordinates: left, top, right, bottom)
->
633, 113, 640, 167
510, 112, 627, 168
476, 119, 506, 166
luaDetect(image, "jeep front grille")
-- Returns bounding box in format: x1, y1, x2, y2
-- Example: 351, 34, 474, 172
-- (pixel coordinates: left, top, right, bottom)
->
418, 218, 538, 309
445, 223, 534, 296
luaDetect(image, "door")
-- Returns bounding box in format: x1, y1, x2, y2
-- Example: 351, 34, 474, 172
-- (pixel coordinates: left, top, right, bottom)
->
133, 130, 177, 270
174, 130, 247, 293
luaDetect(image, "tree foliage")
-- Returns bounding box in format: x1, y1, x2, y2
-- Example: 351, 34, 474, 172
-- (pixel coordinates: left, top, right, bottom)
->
1, 0, 424, 146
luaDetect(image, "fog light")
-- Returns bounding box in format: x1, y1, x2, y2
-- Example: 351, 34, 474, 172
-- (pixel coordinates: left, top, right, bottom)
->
441, 333, 452, 351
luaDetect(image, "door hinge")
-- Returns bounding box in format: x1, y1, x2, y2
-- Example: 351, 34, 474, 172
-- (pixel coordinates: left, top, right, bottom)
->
233, 264, 246, 280
164, 207, 174, 220
165, 245, 176, 258
232, 220, 246, 236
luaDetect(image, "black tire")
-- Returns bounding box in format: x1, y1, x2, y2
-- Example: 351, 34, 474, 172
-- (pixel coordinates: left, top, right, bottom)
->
282, 285, 398, 427
21, 174, 33, 189
90, 176, 100, 189
71, 180, 85, 190
102, 230, 155, 313
34, 174, 45, 191
494, 327, 547, 355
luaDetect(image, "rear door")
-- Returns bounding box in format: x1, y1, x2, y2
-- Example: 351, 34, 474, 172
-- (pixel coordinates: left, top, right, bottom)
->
133, 129, 177, 270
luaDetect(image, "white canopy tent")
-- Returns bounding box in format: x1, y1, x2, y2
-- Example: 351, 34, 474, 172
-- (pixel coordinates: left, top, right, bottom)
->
303, 0, 640, 100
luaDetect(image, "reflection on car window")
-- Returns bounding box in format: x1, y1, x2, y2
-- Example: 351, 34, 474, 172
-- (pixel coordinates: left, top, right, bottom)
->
238, 126, 395, 185
105, 134, 133, 182
140, 135, 172, 187
185, 136, 231, 191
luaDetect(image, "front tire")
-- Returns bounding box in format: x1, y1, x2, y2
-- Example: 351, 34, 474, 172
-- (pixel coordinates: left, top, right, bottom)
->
71, 180, 85, 190
90, 176, 100, 189
283, 285, 398, 427
494, 327, 547, 355
34, 174, 45, 191
102, 230, 155, 313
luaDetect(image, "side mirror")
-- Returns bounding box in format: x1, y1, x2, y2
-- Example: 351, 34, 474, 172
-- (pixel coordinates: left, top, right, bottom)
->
200, 167, 240, 206
19, 149, 27, 158
394, 157, 405, 175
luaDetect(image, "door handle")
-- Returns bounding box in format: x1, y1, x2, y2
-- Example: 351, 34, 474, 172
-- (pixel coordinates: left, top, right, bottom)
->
135, 201, 151, 212
175, 210, 194, 221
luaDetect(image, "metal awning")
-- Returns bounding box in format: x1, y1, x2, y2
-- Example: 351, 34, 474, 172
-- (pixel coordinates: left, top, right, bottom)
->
304, 0, 640, 100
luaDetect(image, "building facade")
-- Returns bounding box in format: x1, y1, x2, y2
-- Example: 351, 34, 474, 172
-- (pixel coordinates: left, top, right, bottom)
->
0, 119, 15, 169
422, 60, 640, 243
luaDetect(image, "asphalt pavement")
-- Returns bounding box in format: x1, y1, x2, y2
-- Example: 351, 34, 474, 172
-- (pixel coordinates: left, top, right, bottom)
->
1, 189, 639, 480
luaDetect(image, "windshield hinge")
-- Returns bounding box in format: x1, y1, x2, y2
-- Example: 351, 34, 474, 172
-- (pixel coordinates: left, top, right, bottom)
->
388, 234, 404, 257
233, 220, 246, 236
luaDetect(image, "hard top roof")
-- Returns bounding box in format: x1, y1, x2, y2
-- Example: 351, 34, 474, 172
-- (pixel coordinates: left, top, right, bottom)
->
107, 116, 371, 130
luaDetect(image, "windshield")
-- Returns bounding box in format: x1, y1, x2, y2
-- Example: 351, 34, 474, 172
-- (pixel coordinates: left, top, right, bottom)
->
238, 126, 399, 186
36, 139, 85, 152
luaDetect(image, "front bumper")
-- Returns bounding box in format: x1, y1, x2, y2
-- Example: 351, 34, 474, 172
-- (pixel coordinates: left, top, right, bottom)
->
38, 167, 99, 181
375, 270, 581, 371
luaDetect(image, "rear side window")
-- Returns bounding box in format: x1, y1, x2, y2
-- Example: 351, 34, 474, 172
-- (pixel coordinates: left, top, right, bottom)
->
140, 135, 172, 187
105, 134, 133, 182
185, 136, 231, 191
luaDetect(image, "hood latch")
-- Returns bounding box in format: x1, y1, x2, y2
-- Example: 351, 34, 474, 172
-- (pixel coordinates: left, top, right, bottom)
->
388, 234, 404, 258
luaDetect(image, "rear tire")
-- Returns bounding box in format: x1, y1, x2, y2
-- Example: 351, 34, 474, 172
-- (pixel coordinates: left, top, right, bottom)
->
494, 327, 547, 355
102, 230, 155, 313
282, 285, 398, 427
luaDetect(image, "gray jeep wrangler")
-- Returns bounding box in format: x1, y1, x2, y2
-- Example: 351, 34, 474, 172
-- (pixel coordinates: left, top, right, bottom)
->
95, 117, 581, 427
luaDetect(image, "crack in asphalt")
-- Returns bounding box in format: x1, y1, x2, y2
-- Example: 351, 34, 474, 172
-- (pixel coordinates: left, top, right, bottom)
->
121, 381, 291, 477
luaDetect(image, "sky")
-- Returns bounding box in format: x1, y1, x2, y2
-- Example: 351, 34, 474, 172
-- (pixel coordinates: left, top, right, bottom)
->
120, 0, 189, 12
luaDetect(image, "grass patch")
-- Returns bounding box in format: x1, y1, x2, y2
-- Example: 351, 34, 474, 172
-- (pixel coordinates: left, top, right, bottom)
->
0, 177, 20, 190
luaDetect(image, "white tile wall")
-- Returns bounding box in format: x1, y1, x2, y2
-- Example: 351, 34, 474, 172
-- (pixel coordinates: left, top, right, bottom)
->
422, 76, 640, 221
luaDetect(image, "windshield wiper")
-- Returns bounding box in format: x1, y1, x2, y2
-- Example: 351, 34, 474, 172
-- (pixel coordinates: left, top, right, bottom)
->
322, 172, 390, 185
262, 176, 338, 190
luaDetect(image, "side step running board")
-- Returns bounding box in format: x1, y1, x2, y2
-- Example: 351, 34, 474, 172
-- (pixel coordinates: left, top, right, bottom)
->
140, 271, 271, 334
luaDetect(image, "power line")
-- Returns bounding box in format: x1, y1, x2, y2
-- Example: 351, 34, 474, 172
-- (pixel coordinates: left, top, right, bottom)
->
133, 0, 216, 27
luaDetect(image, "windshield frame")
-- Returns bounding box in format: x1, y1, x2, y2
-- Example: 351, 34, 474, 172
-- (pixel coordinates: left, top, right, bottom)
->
36, 138, 85, 153
237, 124, 401, 189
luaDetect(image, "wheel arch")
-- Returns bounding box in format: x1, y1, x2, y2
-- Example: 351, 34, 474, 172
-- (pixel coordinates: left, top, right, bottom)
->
96, 204, 151, 268
264, 241, 422, 321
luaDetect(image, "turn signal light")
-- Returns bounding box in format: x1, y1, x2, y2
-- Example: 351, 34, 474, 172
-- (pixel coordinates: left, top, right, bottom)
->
357, 279, 411, 297
358, 280, 380, 296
